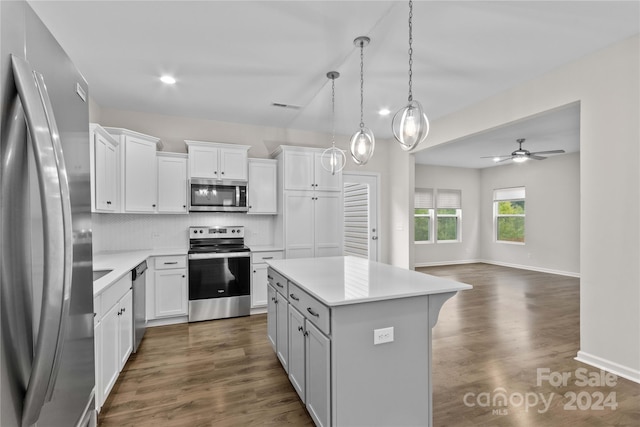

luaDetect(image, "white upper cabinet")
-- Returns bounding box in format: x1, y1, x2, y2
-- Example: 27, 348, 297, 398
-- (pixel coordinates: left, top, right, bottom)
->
90, 124, 119, 213
105, 127, 162, 213
157, 153, 188, 213
279, 146, 342, 192
248, 158, 277, 214
185, 140, 250, 180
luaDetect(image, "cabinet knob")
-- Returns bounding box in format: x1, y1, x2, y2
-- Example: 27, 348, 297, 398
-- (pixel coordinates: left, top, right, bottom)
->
183, 205, 186, 208
253, 270, 257, 273
152, 204, 156, 208
249, 205, 253, 209
182, 275, 185, 278
221, 171, 225, 175
214, 171, 218, 174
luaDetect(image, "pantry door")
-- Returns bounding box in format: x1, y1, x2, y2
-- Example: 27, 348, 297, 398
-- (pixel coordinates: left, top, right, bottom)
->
343, 173, 379, 261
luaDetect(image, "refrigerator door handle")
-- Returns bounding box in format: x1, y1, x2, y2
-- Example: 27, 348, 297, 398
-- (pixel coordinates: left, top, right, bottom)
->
11, 55, 74, 427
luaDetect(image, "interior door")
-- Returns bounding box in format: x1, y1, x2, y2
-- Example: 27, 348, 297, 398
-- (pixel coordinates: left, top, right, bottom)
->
343, 173, 379, 261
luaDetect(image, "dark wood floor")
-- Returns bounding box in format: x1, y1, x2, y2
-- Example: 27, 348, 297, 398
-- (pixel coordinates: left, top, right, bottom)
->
98, 263, 639, 426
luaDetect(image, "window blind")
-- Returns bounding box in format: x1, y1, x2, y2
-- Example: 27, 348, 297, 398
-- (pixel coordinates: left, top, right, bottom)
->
343, 182, 369, 259
436, 189, 462, 209
414, 188, 434, 209
494, 187, 525, 201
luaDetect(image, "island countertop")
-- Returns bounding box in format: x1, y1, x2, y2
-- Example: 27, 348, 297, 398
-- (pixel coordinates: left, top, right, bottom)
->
266, 256, 472, 307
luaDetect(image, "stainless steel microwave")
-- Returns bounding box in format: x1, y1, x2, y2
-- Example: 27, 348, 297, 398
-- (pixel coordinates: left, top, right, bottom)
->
189, 179, 248, 212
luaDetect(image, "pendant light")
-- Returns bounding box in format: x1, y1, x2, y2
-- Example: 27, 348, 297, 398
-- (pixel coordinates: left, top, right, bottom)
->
350, 36, 375, 165
391, 0, 429, 151
320, 71, 346, 175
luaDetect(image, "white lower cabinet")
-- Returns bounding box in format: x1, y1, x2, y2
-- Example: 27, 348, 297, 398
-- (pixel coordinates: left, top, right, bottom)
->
94, 275, 133, 413
149, 255, 188, 320
251, 250, 283, 308
288, 307, 330, 427
269, 267, 331, 427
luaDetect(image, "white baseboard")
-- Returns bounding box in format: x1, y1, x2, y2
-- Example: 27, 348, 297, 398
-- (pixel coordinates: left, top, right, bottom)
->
414, 259, 481, 268
576, 351, 640, 384
147, 316, 188, 328
478, 259, 580, 278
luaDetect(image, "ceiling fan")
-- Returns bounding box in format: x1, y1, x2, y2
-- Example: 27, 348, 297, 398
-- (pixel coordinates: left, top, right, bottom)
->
483, 138, 566, 163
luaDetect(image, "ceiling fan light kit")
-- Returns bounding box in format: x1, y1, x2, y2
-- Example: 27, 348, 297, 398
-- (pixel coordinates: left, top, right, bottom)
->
350, 36, 375, 166
320, 71, 346, 176
392, 0, 430, 151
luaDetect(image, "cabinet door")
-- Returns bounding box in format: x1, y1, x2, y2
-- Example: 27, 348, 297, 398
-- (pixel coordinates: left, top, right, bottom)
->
251, 264, 268, 307
276, 291, 289, 372
155, 269, 188, 317
267, 285, 277, 352
248, 160, 277, 214
306, 321, 331, 427
284, 191, 315, 259
118, 290, 133, 370
100, 303, 120, 403
284, 150, 314, 191
157, 156, 187, 213
124, 136, 157, 212
94, 133, 117, 212
288, 306, 306, 403
94, 321, 102, 411
314, 192, 343, 257
220, 148, 247, 180
104, 141, 117, 211
313, 151, 342, 192
189, 146, 219, 178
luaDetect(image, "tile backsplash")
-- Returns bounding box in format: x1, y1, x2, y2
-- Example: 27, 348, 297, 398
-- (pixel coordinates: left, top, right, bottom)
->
92, 213, 276, 252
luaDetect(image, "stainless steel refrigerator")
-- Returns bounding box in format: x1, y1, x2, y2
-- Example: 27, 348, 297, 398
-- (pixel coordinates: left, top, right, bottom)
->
1, 1, 96, 426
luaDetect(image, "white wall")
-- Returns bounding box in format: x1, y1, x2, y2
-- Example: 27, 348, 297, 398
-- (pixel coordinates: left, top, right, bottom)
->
479, 153, 580, 276
414, 165, 480, 266
410, 35, 640, 382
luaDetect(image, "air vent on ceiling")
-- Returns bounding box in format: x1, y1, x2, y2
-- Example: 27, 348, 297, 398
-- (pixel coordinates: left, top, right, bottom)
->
271, 102, 301, 110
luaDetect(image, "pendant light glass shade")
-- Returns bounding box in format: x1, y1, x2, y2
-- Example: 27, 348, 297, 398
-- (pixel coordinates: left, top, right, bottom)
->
349, 36, 374, 165
392, 0, 429, 151
391, 99, 429, 151
350, 127, 375, 165
321, 71, 346, 175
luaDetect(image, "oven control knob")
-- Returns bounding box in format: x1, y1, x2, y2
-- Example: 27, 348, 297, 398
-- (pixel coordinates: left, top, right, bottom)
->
199, 230, 204, 234
232, 229, 236, 233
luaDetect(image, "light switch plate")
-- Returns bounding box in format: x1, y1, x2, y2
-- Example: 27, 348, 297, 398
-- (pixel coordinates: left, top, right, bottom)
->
374, 327, 394, 345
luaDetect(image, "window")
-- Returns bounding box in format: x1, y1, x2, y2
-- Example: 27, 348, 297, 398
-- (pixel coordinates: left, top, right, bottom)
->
436, 189, 462, 242
414, 188, 434, 243
494, 187, 525, 243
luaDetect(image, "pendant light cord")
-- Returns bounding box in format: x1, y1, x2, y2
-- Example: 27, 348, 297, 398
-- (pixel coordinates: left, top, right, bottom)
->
331, 76, 336, 147
359, 41, 365, 130
408, 0, 414, 103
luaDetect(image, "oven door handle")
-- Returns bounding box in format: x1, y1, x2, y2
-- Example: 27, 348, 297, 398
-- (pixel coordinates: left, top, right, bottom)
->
189, 252, 251, 260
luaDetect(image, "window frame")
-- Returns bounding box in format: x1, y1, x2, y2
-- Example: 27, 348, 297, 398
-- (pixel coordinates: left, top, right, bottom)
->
436, 208, 462, 243
494, 187, 526, 245
414, 208, 434, 244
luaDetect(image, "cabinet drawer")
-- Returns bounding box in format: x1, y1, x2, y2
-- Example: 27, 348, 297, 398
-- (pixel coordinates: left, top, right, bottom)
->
252, 251, 283, 264
288, 283, 330, 335
155, 255, 186, 270
267, 268, 288, 296
101, 274, 132, 318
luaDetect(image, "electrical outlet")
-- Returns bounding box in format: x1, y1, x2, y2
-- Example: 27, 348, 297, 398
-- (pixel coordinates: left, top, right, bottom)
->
373, 327, 394, 345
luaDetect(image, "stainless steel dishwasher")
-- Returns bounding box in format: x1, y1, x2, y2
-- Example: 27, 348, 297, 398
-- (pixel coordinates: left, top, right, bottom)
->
132, 260, 148, 352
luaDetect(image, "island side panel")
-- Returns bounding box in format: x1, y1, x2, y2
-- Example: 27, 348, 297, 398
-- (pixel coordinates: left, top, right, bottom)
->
331, 295, 431, 427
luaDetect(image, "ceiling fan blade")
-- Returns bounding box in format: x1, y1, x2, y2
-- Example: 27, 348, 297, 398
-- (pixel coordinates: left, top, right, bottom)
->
529, 155, 547, 160
530, 149, 565, 155
496, 156, 514, 163
480, 155, 510, 159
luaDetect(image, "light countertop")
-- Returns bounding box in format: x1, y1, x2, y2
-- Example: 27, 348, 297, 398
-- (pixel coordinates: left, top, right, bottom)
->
93, 247, 186, 296
266, 256, 472, 307
248, 245, 284, 252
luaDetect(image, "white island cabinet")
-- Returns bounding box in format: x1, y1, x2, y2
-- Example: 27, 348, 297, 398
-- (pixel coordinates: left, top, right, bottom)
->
266, 256, 472, 427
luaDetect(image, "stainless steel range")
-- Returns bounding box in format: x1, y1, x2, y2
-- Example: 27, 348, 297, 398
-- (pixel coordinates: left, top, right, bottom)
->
188, 226, 251, 322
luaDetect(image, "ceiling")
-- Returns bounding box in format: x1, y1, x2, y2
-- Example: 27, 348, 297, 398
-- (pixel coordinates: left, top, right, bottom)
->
28, 1, 639, 167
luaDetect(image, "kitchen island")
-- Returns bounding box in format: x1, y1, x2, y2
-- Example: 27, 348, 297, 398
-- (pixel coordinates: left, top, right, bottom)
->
266, 256, 472, 427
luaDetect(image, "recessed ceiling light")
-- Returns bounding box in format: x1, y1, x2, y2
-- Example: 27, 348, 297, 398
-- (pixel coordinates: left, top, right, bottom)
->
160, 75, 176, 85
378, 108, 391, 116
